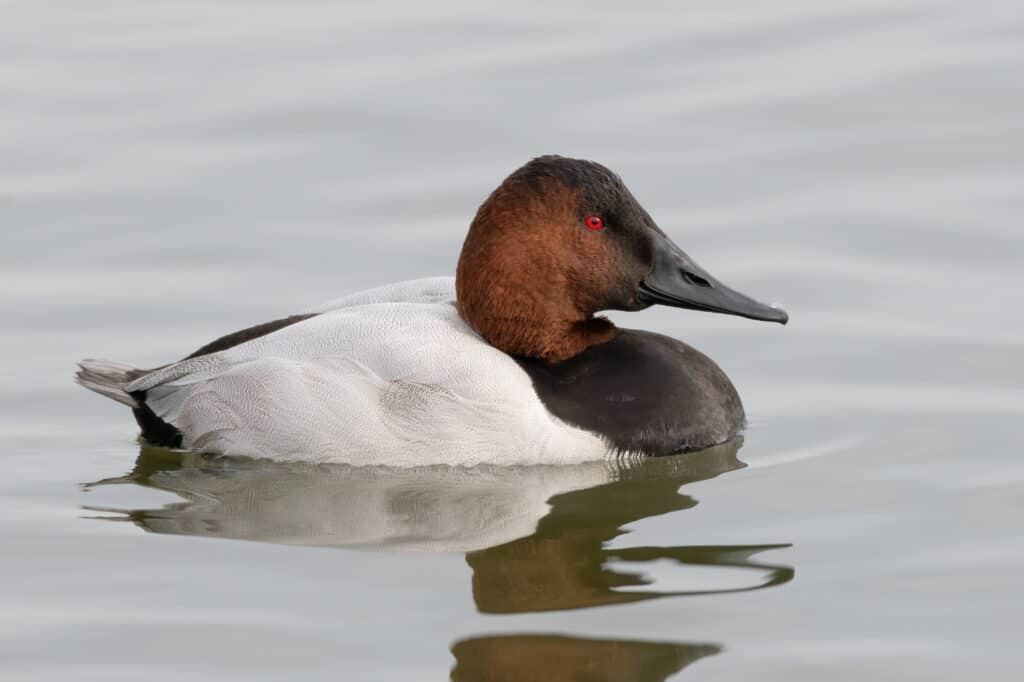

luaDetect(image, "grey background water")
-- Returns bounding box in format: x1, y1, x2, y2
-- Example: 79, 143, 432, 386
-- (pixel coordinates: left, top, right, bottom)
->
2, 0, 1023, 679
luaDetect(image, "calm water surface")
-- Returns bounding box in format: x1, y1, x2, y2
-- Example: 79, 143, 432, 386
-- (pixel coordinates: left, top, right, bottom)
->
3, 1, 1023, 680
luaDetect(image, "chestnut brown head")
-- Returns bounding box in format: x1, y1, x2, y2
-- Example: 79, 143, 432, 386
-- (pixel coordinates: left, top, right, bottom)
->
456, 156, 786, 363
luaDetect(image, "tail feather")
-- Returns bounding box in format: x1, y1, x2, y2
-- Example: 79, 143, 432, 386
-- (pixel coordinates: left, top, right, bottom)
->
76, 359, 143, 408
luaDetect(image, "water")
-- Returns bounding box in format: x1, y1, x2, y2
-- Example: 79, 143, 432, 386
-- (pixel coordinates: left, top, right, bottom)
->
2, 0, 1022, 679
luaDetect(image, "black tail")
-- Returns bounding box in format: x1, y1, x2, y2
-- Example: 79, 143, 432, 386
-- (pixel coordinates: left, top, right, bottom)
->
76, 359, 183, 447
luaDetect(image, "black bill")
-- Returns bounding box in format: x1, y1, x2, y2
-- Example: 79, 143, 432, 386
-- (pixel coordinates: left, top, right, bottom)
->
638, 231, 789, 324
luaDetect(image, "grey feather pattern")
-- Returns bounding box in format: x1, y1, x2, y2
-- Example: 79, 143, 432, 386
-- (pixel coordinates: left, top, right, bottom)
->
76, 359, 143, 408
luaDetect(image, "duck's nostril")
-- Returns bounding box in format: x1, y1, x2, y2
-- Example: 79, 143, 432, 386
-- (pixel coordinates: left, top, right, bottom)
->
681, 270, 711, 288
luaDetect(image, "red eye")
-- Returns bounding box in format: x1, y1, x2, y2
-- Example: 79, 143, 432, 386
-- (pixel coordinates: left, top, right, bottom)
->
584, 215, 604, 230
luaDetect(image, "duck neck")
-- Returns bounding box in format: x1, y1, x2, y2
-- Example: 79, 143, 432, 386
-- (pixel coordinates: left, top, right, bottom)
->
455, 289, 619, 364
475, 311, 610, 364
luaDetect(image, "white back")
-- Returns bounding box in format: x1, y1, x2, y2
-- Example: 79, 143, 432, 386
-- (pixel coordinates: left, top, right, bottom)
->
128, 278, 610, 465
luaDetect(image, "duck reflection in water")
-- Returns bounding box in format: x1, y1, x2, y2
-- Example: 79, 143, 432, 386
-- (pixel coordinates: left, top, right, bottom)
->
85, 439, 792, 681
450, 635, 721, 682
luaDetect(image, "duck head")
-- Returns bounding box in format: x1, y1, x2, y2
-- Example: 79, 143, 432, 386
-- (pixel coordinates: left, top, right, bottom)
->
456, 155, 788, 363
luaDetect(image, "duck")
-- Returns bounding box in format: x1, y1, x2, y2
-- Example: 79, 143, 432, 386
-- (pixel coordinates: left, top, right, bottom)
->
77, 155, 787, 466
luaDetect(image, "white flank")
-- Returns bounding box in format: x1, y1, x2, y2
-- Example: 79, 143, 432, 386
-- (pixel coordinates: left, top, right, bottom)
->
125, 278, 610, 466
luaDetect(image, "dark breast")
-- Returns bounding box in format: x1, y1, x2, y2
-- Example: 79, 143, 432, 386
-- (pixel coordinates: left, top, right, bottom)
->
514, 329, 745, 456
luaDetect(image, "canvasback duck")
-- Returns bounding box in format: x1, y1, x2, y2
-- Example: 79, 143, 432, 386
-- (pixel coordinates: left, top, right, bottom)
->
77, 156, 787, 466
